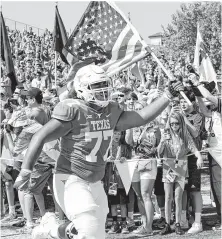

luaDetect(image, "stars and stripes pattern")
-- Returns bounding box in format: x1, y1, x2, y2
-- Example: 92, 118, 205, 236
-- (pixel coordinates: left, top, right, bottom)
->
65, 1, 148, 76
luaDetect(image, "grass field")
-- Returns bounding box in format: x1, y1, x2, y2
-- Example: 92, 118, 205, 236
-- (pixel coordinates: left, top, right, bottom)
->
1, 168, 221, 239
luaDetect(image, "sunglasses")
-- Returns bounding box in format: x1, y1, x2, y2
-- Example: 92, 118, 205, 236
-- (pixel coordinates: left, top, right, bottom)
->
170, 122, 180, 126
118, 94, 125, 97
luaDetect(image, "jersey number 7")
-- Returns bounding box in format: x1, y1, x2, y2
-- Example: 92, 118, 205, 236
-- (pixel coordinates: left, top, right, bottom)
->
85, 130, 113, 162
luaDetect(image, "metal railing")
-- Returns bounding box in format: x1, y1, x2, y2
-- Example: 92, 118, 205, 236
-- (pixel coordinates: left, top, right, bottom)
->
4, 17, 45, 36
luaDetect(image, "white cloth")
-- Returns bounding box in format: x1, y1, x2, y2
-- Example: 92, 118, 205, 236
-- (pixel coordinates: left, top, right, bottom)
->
53, 173, 108, 239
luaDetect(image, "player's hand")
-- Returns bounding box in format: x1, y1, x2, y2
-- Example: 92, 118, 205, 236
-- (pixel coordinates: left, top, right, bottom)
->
120, 157, 126, 163
167, 80, 184, 97
14, 169, 31, 190
196, 158, 204, 169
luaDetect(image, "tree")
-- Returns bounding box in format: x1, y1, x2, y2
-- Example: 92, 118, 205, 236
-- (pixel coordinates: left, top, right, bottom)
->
162, 2, 221, 73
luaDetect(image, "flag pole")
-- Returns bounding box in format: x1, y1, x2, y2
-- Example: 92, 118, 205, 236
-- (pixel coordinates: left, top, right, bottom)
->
54, 1, 58, 88
147, 47, 192, 106
54, 51, 57, 87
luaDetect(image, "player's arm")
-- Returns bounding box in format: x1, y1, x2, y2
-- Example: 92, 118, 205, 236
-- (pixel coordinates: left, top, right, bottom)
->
115, 94, 170, 131
116, 80, 184, 131
21, 118, 71, 171
14, 118, 72, 190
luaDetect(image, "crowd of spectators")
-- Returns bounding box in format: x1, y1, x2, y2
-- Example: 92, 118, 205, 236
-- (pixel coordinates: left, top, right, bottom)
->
0, 24, 221, 237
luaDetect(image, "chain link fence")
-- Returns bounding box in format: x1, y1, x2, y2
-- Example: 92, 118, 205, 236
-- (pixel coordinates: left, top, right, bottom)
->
4, 17, 45, 36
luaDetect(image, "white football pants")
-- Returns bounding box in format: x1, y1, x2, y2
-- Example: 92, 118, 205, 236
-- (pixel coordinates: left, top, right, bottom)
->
53, 173, 108, 239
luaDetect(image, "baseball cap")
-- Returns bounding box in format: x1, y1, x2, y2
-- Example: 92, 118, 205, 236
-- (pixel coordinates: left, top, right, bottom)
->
21, 87, 42, 99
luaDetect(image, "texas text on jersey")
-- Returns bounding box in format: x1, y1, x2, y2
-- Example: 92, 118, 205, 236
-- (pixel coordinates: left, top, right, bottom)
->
52, 98, 123, 182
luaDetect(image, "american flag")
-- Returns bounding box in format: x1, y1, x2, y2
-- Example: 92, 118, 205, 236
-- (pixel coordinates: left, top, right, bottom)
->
65, 1, 148, 76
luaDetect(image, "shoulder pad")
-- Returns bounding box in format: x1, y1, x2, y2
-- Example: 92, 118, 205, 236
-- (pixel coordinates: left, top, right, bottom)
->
52, 99, 81, 121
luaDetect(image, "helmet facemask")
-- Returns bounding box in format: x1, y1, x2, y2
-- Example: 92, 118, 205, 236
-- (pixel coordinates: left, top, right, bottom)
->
89, 77, 113, 105
73, 65, 113, 106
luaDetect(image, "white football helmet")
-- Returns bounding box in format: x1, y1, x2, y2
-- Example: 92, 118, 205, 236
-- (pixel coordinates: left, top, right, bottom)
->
73, 65, 113, 105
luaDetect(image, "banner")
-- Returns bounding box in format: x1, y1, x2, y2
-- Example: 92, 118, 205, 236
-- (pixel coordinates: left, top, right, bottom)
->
52, 5, 69, 65
115, 159, 138, 194
1, 12, 17, 92
193, 24, 218, 90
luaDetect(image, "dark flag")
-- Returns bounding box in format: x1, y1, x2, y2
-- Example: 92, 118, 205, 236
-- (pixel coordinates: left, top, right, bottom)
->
52, 6, 70, 65
1, 12, 17, 93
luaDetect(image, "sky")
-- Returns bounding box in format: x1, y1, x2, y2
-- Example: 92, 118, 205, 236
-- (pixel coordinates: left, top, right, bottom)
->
1, 1, 183, 44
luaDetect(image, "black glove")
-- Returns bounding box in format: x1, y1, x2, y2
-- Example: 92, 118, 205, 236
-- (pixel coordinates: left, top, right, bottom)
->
167, 80, 184, 97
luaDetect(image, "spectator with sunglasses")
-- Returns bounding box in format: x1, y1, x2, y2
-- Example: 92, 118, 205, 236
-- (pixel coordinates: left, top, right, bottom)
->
114, 91, 127, 110
158, 112, 203, 235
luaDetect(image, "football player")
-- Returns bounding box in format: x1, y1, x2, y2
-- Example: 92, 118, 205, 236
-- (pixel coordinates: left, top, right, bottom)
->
14, 65, 183, 239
